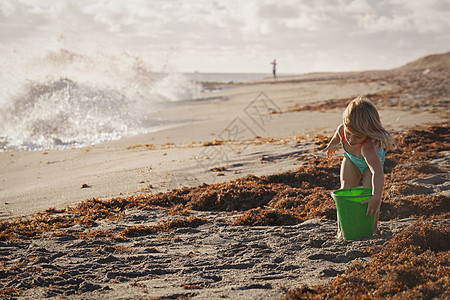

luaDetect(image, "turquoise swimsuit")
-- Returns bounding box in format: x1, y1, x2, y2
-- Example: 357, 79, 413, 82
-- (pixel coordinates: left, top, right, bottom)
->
341, 136, 385, 174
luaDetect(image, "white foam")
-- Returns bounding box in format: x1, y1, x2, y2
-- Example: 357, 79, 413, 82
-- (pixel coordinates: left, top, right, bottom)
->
0, 49, 200, 150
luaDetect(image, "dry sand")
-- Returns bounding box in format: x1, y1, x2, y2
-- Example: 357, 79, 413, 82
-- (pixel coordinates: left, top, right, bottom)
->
0, 68, 448, 299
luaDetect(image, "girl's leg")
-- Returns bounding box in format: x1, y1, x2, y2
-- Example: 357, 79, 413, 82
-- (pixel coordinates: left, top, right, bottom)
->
340, 157, 361, 188
361, 168, 372, 188
362, 168, 381, 234
373, 210, 381, 235
336, 158, 361, 238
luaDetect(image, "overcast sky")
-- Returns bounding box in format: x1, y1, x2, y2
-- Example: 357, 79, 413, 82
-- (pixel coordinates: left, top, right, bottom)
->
1, 0, 449, 74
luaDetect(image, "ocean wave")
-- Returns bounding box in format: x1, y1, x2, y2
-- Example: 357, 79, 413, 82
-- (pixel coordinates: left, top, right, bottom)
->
0, 49, 200, 151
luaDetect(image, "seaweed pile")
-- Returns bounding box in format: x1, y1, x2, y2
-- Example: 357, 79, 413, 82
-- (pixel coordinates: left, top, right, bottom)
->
0, 124, 448, 298
0, 162, 341, 241
283, 221, 449, 299
2, 124, 447, 239
285, 68, 450, 115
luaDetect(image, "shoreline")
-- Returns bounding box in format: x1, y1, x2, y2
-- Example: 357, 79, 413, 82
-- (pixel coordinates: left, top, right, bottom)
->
1, 68, 447, 219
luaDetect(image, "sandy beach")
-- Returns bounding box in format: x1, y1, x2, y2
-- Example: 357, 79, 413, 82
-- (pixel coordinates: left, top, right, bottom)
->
0, 65, 449, 299
0, 69, 446, 219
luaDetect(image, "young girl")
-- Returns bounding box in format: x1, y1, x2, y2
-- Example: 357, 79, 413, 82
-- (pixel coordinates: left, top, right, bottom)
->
323, 96, 395, 236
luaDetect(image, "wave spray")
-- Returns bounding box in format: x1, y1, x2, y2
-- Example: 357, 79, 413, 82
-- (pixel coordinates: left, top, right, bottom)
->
0, 49, 200, 150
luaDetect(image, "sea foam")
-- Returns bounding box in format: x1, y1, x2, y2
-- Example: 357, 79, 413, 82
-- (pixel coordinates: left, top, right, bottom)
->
0, 49, 200, 151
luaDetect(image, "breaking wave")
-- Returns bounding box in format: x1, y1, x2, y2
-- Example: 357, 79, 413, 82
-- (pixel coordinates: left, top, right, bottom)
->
0, 49, 200, 150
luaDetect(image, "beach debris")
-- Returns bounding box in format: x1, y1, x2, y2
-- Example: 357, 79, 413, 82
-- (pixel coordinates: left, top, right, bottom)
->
81, 183, 91, 188
284, 68, 450, 116
44, 207, 65, 214
202, 139, 225, 146
0, 124, 448, 298
182, 284, 203, 290
209, 166, 227, 172
138, 184, 154, 193
126, 143, 156, 150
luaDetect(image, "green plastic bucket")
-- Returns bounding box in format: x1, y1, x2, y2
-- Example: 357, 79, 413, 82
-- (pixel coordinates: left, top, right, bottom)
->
331, 188, 376, 240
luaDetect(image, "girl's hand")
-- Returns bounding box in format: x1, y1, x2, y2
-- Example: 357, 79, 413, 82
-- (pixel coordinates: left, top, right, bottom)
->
322, 143, 340, 158
361, 196, 381, 216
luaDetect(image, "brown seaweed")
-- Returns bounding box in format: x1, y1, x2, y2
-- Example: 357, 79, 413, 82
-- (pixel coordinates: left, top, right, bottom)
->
0, 123, 448, 298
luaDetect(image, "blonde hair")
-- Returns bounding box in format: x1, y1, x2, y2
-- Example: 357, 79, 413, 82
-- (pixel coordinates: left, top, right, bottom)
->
343, 96, 395, 150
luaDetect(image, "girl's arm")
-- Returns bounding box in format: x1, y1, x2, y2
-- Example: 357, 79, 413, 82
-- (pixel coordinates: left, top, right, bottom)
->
322, 124, 343, 158
361, 140, 384, 216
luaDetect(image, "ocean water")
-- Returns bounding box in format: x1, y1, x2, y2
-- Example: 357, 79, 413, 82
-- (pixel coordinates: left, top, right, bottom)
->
0, 49, 267, 151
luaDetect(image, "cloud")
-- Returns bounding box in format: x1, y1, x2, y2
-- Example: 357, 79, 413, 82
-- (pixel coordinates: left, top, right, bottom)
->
258, 3, 301, 19
352, 0, 450, 33
344, 0, 375, 14
0, 0, 448, 73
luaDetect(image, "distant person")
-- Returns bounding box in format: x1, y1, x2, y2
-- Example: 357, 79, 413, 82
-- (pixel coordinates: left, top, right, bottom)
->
322, 97, 395, 238
270, 59, 277, 78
